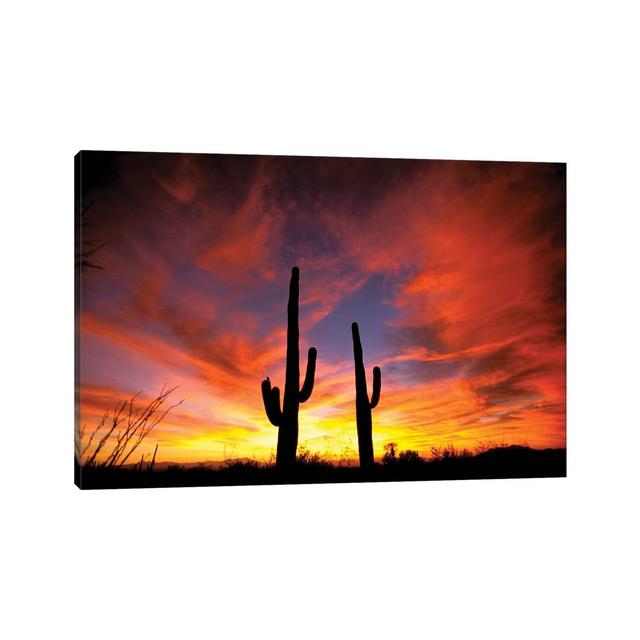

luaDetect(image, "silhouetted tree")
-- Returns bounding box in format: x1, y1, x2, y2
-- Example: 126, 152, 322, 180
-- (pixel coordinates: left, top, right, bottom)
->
261, 267, 317, 469
382, 442, 397, 465
74, 151, 120, 272
352, 322, 381, 468
75, 202, 108, 271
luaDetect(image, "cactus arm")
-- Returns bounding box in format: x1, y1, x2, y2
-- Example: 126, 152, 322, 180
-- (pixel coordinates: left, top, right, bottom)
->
369, 366, 381, 409
261, 378, 282, 426
298, 347, 317, 403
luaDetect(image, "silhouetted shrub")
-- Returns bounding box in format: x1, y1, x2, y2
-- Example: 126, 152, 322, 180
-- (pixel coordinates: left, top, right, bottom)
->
398, 449, 424, 465
430, 444, 472, 461
221, 459, 260, 470
76, 385, 182, 468
296, 446, 333, 468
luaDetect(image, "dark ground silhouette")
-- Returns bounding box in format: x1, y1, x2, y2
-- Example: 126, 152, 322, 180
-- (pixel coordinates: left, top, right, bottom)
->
75, 445, 566, 490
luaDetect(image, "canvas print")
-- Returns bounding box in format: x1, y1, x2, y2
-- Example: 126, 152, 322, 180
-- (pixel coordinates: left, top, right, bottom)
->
74, 151, 566, 489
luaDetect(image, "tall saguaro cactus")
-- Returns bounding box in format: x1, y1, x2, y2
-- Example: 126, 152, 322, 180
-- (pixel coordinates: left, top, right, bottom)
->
261, 267, 317, 468
352, 322, 381, 468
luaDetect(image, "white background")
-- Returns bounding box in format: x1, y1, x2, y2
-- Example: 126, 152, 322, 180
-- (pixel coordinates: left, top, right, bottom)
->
1, 2, 639, 638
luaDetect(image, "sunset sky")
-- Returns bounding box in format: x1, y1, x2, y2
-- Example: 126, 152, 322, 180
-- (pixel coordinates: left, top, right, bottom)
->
77, 152, 565, 463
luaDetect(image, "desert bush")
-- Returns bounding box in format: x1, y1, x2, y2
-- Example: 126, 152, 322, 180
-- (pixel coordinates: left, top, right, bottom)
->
296, 445, 332, 468
76, 385, 182, 468
430, 444, 472, 461
221, 459, 260, 470
398, 449, 425, 464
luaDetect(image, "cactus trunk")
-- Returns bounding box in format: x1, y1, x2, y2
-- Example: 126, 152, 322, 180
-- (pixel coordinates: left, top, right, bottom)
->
262, 267, 317, 469
352, 322, 381, 468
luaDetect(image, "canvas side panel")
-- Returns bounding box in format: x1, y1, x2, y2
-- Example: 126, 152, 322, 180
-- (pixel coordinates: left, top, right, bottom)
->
74, 152, 83, 488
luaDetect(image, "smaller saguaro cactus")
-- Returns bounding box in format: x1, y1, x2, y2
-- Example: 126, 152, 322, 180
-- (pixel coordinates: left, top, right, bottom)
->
351, 322, 381, 468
